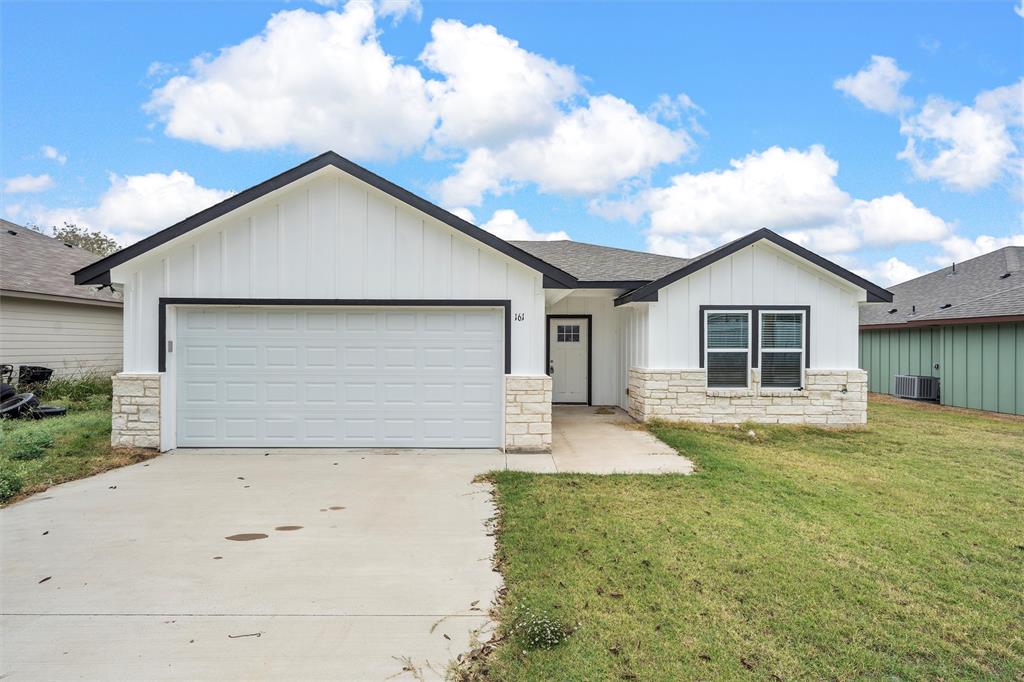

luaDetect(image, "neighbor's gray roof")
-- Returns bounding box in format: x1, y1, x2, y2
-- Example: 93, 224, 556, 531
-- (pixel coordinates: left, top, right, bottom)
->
0, 219, 121, 304
509, 240, 688, 282
860, 246, 1023, 326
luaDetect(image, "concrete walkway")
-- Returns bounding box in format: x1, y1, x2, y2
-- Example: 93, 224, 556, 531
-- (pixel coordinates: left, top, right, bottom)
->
506, 406, 695, 474
1, 451, 504, 681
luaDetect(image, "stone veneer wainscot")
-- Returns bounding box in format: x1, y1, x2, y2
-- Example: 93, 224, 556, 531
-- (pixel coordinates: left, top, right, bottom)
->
111, 373, 161, 448
627, 368, 867, 426
504, 375, 553, 452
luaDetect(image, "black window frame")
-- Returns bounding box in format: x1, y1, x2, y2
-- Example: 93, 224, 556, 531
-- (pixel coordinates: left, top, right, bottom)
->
703, 309, 752, 389
698, 305, 811, 388
758, 309, 806, 389
556, 324, 580, 343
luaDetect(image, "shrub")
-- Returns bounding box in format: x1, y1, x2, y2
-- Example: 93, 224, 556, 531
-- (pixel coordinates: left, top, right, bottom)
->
0, 467, 24, 502
508, 603, 573, 650
4, 429, 54, 460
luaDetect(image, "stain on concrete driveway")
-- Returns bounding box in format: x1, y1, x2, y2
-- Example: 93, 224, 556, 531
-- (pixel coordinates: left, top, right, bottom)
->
0, 451, 504, 681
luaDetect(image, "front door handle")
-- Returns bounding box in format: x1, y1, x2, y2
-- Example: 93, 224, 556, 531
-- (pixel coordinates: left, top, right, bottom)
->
548, 359, 554, 375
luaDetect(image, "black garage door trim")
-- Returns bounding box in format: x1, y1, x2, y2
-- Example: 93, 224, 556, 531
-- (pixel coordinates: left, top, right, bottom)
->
158, 298, 512, 374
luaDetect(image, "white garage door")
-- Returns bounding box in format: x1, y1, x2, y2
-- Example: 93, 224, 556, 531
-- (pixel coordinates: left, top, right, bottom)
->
175, 307, 504, 448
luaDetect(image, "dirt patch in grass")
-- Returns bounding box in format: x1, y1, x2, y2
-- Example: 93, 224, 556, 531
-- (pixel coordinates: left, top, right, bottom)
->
469, 399, 1024, 680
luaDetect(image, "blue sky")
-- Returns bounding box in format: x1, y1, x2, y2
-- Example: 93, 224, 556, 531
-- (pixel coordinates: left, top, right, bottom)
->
2, 0, 1022, 285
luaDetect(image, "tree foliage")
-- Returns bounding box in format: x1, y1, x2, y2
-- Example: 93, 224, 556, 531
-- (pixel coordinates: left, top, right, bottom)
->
49, 222, 119, 256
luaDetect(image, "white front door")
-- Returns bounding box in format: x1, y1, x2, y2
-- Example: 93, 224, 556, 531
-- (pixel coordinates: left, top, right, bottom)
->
175, 306, 504, 448
549, 317, 589, 404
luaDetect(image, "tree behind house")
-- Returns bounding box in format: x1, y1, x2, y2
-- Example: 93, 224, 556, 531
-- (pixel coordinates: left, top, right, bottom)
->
49, 222, 119, 256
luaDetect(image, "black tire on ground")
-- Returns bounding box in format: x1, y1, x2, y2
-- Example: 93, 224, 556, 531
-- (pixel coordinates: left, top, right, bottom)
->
0, 393, 39, 419
0, 383, 14, 402
28, 405, 68, 419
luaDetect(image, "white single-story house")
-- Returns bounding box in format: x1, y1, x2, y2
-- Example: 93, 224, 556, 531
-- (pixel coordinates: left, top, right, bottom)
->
1, 219, 123, 379
73, 152, 892, 453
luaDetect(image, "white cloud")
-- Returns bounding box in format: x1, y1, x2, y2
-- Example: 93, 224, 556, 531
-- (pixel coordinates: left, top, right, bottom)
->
145, 5, 436, 159
600, 145, 951, 258
918, 37, 941, 54
1016, 0, 1024, 18
898, 82, 1022, 191
145, 4, 694, 204
782, 192, 952, 255
478, 208, 569, 241
377, 0, 421, 22
842, 193, 950, 245
834, 55, 911, 114
312, 0, 420, 20
439, 94, 692, 206
446, 206, 476, 223
782, 225, 863, 255
421, 19, 580, 149
24, 171, 232, 245
646, 233, 734, 258
3, 174, 55, 194
640, 145, 851, 237
41, 145, 67, 165
869, 257, 925, 286
837, 56, 1022, 193
934, 232, 1024, 264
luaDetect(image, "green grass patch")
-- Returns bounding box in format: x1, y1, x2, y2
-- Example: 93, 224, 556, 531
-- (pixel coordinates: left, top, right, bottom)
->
0, 375, 153, 504
475, 400, 1024, 680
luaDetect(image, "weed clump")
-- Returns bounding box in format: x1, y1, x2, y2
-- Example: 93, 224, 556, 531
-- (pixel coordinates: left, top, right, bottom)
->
509, 603, 574, 650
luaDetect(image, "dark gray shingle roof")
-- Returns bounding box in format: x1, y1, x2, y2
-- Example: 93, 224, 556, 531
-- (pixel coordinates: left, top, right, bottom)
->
860, 246, 1024, 326
0, 219, 121, 304
508, 240, 688, 282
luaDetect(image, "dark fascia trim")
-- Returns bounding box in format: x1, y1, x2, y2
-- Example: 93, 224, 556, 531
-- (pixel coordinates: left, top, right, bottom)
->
615, 228, 893, 306
74, 152, 578, 288
158, 298, 512, 374
860, 314, 1024, 330
545, 314, 593, 406
574, 280, 653, 290
544, 278, 655, 291
698, 305, 811, 371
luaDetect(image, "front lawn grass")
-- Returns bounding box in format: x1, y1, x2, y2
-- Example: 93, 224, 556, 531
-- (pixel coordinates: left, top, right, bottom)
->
477, 399, 1024, 680
0, 376, 154, 504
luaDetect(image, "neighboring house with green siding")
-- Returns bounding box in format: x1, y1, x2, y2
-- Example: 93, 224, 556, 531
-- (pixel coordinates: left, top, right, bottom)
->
859, 246, 1024, 416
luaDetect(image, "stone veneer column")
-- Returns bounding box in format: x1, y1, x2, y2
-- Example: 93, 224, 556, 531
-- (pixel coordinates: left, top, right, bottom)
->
111, 373, 162, 449
504, 375, 553, 453
627, 368, 867, 426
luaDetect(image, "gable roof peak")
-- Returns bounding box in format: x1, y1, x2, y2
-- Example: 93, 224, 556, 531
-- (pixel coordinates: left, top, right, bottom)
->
72, 152, 577, 287
615, 227, 892, 305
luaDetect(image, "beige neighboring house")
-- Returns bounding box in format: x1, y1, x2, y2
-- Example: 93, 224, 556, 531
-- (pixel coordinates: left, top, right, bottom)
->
0, 219, 122, 379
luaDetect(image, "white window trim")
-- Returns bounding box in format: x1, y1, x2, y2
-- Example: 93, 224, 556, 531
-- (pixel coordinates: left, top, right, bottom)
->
759, 309, 805, 390
704, 309, 751, 389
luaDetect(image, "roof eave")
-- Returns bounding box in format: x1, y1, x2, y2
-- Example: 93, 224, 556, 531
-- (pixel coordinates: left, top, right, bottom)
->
860, 313, 1024, 329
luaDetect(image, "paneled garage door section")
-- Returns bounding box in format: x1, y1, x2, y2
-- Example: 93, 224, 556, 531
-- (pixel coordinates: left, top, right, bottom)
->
176, 307, 504, 447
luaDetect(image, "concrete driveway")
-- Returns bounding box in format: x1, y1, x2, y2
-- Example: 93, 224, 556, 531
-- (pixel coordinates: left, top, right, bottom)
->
0, 451, 504, 681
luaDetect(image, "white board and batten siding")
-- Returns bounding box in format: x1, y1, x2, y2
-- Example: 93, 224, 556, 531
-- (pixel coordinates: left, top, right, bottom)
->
641, 242, 864, 370
111, 167, 547, 375
0, 296, 122, 377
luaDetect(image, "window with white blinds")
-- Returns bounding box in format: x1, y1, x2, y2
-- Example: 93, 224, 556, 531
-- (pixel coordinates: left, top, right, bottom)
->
704, 311, 750, 388
760, 311, 805, 388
